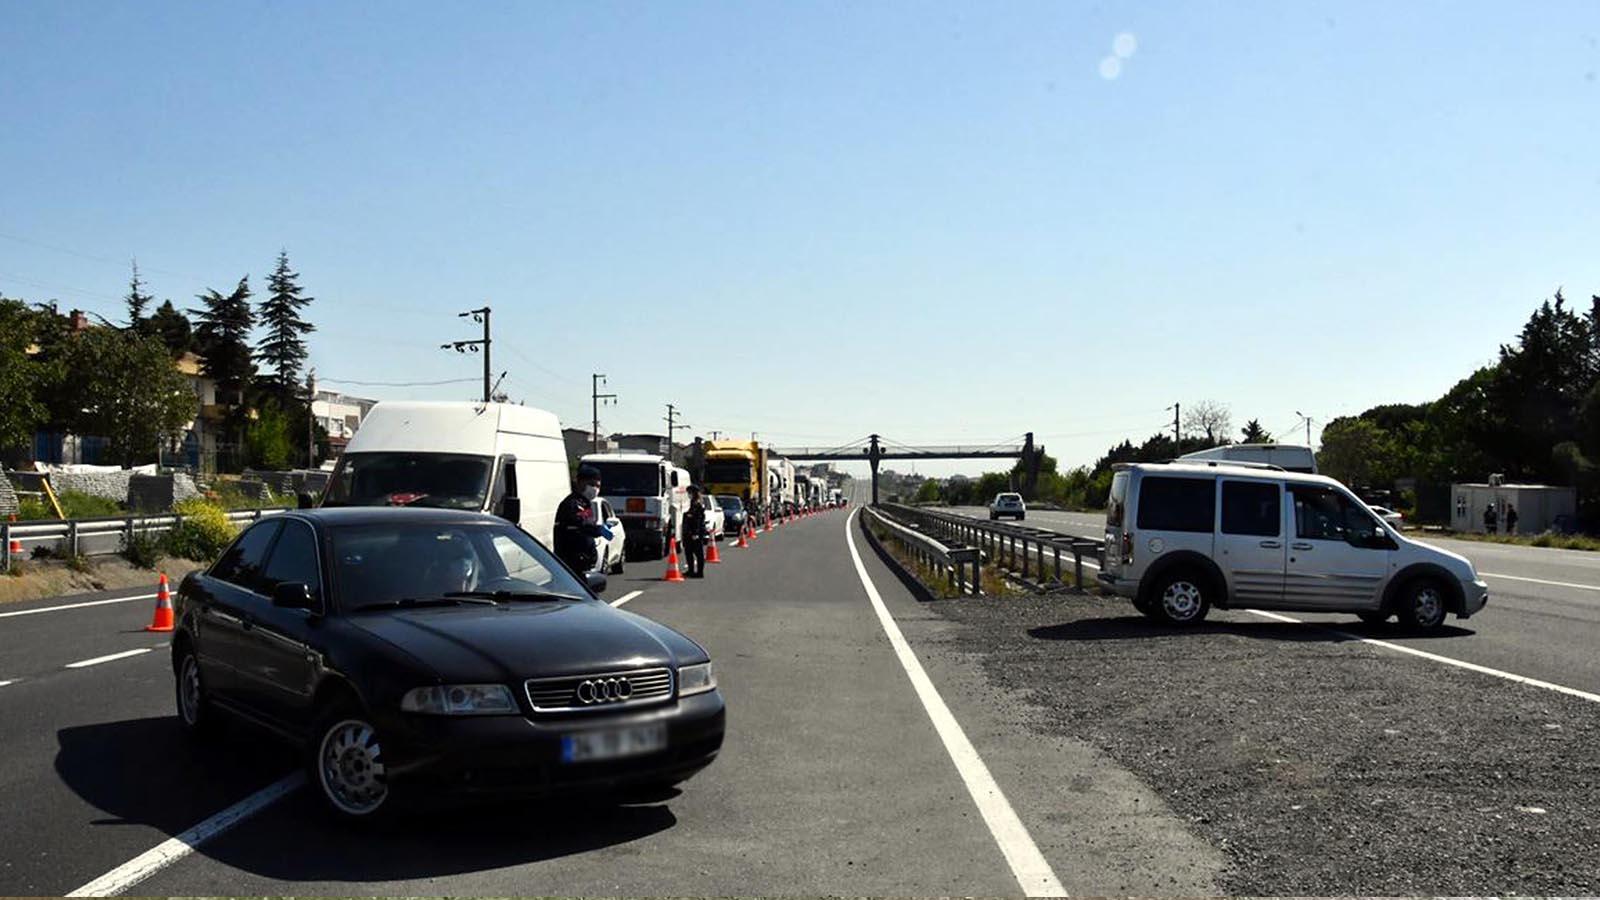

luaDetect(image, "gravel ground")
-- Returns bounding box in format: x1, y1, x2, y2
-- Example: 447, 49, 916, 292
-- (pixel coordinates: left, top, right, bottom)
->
919, 590, 1600, 895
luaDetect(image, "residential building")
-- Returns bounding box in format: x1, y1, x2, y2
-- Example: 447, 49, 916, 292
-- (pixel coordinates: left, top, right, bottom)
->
312, 390, 378, 456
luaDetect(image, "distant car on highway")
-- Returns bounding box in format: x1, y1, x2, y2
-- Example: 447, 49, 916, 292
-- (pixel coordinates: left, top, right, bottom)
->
1098, 461, 1487, 631
171, 507, 725, 821
715, 494, 746, 536
1367, 505, 1404, 528
989, 492, 1026, 520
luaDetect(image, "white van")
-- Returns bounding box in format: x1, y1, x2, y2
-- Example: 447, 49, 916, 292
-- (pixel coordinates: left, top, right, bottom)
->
1098, 461, 1487, 631
580, 453, 687, 560
1179, 443, 1317, 474
320, 401, 570, 547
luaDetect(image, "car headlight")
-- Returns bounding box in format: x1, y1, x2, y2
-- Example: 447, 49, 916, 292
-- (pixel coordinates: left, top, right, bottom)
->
678, 661, 716, 696
400, 684, 518, 715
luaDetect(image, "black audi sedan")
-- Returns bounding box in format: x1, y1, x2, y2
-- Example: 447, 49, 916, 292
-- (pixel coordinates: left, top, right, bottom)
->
170, 507, 724, 820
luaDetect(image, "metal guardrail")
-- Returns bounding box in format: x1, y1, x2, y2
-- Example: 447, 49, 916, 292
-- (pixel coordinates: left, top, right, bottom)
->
1, 508, 287, 572
863, 506, 983, 596
881, 503, 1105, 589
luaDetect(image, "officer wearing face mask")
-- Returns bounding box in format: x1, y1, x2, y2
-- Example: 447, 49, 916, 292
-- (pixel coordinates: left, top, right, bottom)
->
555, 465, 611, 576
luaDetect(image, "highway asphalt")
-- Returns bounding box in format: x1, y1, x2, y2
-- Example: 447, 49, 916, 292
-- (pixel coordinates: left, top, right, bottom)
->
0, 483, 1220, 896
950, 505, 1600, 696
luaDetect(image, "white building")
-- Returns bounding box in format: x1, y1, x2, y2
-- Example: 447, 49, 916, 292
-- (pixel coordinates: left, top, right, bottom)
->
1450, 480, 1577, 535
312, 390, 377, 457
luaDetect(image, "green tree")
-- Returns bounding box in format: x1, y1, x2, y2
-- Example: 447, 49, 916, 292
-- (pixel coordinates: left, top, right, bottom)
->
913, 479, 942, 503
0, 299, 47, 455
256, 251, 315, 402
61, 327, 195, 466
125, 261, 154, 334
1240, 419, 1272, 443
191, 277, 256, 444
1315, 417, 1391, 487
243, 402, 293, 469
148, 300, 194, 358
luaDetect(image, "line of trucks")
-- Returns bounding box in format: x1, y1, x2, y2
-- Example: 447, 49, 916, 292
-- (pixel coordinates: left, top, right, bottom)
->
314, 400, 848, 567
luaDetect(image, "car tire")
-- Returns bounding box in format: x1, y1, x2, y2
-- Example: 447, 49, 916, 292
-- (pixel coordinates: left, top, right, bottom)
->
989, 512, 997, 520
174, 644, 221, 739
1150, 569, 1211, 626
1131, 594, 1159, 618
1397, 578, 1448, 633
310, 699, 396, 823
612, 554, 624, 575
1357, 610, 1391, 626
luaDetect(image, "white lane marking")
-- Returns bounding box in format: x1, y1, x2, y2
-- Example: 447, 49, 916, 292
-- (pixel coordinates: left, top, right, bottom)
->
0, 593, 156, 619
0, 679, 14, 688
610, 590, 644, 608
845, 510, 1067, 897
1481, 572, 1600, 592
68, 772, 305, 897
1243, 610, 1600, 704
64, 648, 151, 669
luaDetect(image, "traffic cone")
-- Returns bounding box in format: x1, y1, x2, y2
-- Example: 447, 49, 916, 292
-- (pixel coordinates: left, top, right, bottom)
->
764, 515, 773, 533
662, 538, 685, 582
706, 534, 722, 564
6, 537, 20, 555
736, 525, 749, 548
144, 573, 175, 632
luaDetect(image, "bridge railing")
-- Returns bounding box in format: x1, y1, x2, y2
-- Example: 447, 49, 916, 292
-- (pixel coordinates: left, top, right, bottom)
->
880, 503, 1105, 589
863, 505, 982, 596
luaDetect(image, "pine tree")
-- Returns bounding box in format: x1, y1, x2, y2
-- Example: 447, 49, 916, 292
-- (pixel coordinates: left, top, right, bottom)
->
125, 261, 154, 332
148, 300, 194, 358
191, 277, 256, 409
256, 250, 316, 402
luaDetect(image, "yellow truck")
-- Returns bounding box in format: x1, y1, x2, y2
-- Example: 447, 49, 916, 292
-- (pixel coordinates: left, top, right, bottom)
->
702, 439, 768, 525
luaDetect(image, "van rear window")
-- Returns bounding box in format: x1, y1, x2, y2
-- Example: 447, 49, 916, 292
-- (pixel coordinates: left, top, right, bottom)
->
1106, 472, 1128, 527
1136, 477, 1215, 533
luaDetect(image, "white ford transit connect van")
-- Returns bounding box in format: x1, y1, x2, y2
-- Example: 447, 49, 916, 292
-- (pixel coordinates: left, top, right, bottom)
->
1098, 461, 1487, 631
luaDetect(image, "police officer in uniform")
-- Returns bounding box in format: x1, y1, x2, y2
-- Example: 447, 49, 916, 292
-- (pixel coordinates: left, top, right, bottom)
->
555, 465, 611, 576
682, 485, 709, 578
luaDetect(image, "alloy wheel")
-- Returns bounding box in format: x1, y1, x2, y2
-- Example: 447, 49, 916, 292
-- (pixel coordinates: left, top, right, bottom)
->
318, 718, 389, 816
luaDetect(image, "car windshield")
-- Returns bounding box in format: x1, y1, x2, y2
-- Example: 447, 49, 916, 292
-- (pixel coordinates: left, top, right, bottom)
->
589, 461, 660, 496
330, 521, 588, 610
716, 496, 743, 511
323, 453, 492, 511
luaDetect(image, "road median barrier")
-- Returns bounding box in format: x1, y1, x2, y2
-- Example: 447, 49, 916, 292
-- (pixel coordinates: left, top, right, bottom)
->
879, 503, 1105, 592
863, 506, 982, 597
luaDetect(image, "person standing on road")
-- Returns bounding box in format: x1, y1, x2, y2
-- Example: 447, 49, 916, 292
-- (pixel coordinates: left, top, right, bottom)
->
1483, 503, 1498, 535
682, 485, 709, 578
555, 465, 611, 576
1505, 504, 1519, 535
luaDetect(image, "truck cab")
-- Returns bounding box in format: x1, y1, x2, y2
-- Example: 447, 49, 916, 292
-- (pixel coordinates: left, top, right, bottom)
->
580, 452, 684, 560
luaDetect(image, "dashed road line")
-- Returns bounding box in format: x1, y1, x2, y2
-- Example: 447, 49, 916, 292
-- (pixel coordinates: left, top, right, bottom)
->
67, 772, 306, 896
0, 679, 14, 688
610, 589, 645, 608
64, 648, 152, 669
0, 593, 156, 619
1245, 609, 1600, 704
845, 510, 1067, 898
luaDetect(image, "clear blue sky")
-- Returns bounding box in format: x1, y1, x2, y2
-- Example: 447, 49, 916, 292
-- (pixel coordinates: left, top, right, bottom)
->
5, 1, 1598, 477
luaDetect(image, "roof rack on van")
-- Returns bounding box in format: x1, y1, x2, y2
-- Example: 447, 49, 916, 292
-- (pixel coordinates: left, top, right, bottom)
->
1142, 459, 1287, 472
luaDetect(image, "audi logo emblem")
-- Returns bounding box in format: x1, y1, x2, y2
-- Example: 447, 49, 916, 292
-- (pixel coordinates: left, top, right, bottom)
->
575, 677, 633, 704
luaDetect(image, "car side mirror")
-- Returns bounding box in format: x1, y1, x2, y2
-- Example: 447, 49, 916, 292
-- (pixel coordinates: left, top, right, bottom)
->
297, 492, 316, 510
273, 582, 315, 611
499, 496, 521, 523
585, 571, 608, 594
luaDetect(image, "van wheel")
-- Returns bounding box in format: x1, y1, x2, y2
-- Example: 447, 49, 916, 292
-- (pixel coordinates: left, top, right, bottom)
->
1152, 570, 1210, 626
1398, 579, 1448, 632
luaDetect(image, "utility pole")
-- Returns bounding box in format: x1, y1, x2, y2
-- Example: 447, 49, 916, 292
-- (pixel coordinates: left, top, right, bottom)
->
305, 368, 317, 469
440, 306, 492, 403
708, 430, 721, 440
665, 404, 684, 459
1295, 410, 1313, 446
1168, 403, 1181, 445
591, 374, 616, 453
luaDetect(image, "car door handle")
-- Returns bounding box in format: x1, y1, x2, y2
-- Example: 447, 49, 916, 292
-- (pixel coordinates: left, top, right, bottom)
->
1291, 542, 1314, 551
1258, 540, 1282, 549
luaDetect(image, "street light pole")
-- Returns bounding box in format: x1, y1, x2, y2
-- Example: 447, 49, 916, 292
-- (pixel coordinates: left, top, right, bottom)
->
1295, 410, 1313, 445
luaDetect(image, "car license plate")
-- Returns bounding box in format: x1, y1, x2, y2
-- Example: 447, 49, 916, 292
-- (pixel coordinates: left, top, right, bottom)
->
561, 722, 667, 763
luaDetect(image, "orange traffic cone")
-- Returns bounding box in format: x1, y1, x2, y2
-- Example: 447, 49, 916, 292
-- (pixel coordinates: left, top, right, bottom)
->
764, 515, 773, 533
6, 538, 20, 555
736, 525, 749, 548
144, 573, 175, 632
706, 534, 722, 564
662, 538, 685, 582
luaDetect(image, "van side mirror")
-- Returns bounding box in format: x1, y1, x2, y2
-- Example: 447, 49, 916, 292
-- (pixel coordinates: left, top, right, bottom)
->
297, 492, 316, 510
499, 496, 522, 523
272, 582, 316, 611
585, 571, 608, 594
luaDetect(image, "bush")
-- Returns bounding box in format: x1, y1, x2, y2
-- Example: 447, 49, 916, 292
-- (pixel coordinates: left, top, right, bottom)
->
57, 490, 121, 519
121, 530, 163, 569
63, 552, 92, 573
165, 498, 237, 562
16, 497, 50, 520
